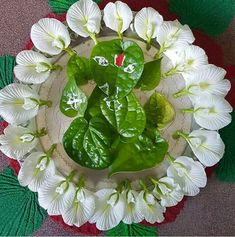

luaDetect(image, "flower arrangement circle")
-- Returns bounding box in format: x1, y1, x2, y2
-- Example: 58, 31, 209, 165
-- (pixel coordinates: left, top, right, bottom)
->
0, 0, 232, 232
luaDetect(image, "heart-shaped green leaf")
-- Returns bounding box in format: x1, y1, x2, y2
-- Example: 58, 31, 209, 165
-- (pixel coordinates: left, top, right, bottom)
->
90, 39, 144, 99
100, 92, 146, 139
137, 59, 162, 90
109, 128, 168, 176
67, 55, 91, 86
60, 78, 88, 117
144, 91, 175, 129
63, 117, 113, 169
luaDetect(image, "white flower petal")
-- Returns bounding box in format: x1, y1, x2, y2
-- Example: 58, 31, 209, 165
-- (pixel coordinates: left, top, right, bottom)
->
157, 20, 195, 50
134, 7, 163, 41
188, 129, 225, 166
14, 50, 52, 84
31, 18, 71, 55
62, 188, 95, 227
103, 1, 133, 34
0, 125, 38, 159
136, 191, 165, 224
67, 0, 101, 37
0, 84, 39, 124
193, 95, 232, 130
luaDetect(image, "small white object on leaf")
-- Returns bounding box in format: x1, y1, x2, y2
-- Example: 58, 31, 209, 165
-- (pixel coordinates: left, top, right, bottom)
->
38, 172, 76, 215
152, 177, 184, 207
163, 45, 208, 77
14, 50, 54, 84
136, 190, 165, 224
31, 18, 71, 55
18, 148, 56, 192
67, 0, 101, 40
167, 156, 207, 196
0, 125, 38, 160
122, 189, 144, 224
134, 7, 163, 45
184, 95, 232, 130
0, 84, 40, 124
181, 129, 225, 167
62, 187, 96, 227
89, 188, 125, 231
174, 64, 231, 101
103, 1, 133, 37
156, 20, 195, 57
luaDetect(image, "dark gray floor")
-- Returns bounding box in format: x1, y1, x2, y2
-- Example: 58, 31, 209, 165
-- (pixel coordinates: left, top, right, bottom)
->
0, 0, 235, 235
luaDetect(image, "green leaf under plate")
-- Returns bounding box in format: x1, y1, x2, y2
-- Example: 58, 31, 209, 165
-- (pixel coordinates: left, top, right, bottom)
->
67, 54, 91, 86
0, 166, 47, 236
60, 78, 87, 117
106, 222, 158, 236
63, 116, 113, 169
0, 55, 15, 90
100, 92, 146, 139
137, 59, 162, 90
144, 91, 175, 129
109, 128, 168, 176
90, 39, 144, 99
48, 0, 102, 14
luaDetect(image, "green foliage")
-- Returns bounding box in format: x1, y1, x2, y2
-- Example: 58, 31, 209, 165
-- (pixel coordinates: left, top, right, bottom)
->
144, 91, 175, 129
0, 167, 47, 236
48, 0, 102, 14
67, 55, 92, 86
100, 92, 146, 139
90, 39, 144, 99
106, 221, 158, 236
109, 128, 168, 176
169, 0, 235, 36
63, 117, 113, 169
216, 110, 235, 182
60, 78, 88, 117
137, 59, 162, 90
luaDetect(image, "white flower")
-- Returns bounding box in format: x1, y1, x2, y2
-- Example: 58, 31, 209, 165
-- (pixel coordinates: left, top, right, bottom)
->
38, 173, 76, 215
103, 1, 133, 36
31, 18, 71, 55
67, 0, 101, 38
14, 50, 54, 84
167, 156, 207, 196
180, 129, 225, 167
89, 189, 125, 231
163, 45, 208, 77
152, 177, 184, 207
156, 20, 195, 54
62, 187, 95, 227
0, 125, 38, 159
185, 95, 232, 130
134, 7, 163, 44
136, 190, 165, 224
18, 150, 56, 192
0, 84, 40, 124
175, 65, 231, 101
122, 189, 143, 224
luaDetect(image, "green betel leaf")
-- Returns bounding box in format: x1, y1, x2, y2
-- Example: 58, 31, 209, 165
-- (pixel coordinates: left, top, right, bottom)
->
137, 59, 162, 90
100, 92, 146, 139
63, 117, 113, 169
0, 55, 15, 90
144, 91, 175, 129
0, 167, 47, 236
109, 128, 168, 176
90, 39, 144, 99
60, 78, 88, 117
67, 54, 91, 86
48, 0, 101, 14
106, 222, 158, 236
